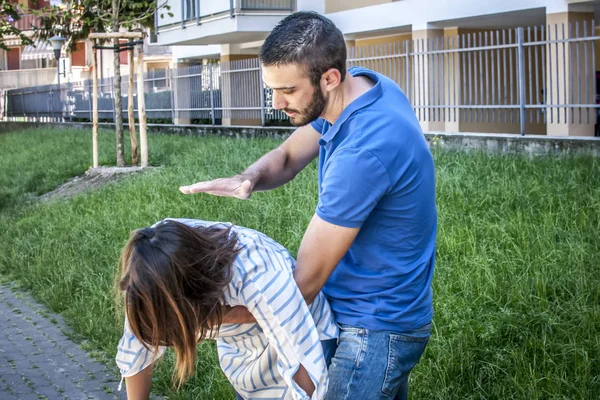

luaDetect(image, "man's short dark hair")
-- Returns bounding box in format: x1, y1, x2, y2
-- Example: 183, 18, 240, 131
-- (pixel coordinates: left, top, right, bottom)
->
260, 11, 347, 87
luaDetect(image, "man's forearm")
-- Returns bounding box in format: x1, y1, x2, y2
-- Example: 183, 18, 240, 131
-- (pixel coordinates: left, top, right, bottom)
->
239, 147, 296, 192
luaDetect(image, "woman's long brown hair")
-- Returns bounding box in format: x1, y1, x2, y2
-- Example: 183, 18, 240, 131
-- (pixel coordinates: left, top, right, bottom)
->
116, 220, 239, 387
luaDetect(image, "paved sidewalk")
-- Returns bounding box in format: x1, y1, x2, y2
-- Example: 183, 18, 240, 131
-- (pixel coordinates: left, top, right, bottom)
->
0, 283, 127, 400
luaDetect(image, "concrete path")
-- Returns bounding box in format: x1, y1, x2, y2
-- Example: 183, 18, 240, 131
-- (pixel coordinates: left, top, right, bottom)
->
0, 283, 127, 400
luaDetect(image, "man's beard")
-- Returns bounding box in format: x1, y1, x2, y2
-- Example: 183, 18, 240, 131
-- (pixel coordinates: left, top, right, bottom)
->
285, 86, 327, 127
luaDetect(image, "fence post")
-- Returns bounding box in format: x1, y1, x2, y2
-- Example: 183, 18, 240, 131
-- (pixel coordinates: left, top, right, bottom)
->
258, 63, 265, 127
169, 68, 176, 124
517, 27, 526, 136
209, 63, 216, 125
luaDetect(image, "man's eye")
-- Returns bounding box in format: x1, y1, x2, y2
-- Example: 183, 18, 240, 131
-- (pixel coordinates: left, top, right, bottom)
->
283, 90, 294, 95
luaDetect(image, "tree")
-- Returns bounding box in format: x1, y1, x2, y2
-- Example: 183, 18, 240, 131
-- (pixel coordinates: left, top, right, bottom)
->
1, 1, 33, 51
33, 0, 171, 167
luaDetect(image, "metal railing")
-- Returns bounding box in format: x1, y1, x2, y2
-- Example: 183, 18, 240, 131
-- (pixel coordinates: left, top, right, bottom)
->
4, 22, 600, 135
158, 0, 295, 31
6, 14, 41, 32
240, 0, 294, 10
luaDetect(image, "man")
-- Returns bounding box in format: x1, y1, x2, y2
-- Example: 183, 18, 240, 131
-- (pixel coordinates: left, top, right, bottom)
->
179, 11, 437, 400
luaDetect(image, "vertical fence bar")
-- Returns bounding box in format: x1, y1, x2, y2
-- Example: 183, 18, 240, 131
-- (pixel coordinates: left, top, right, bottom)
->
490, 32, 495, 123
541, 25, 547, 124
468, 34, 473, 123
461, 35, 467, 122
496, 30, 501, 124
436, 37, 441, 122
259, 63, 265, 127
576, 21, 581, 124
68, 80, 73, 122
517, 27, 526, 135
548, 25, 553, 124
416, 39, 421, 121
472, 34, 477, 123
442, 37, 446, 122
528, 27, 533, 123
88, 80, 93, 122
34, 87, 39, 121
50, 87, 55, 121
478, 32, 483, 123
405, 40, 410, 106
562, 23, 567, 123
21, 90, 25, 120
110, 76, 116, 123
554, 24, 560, 123
427, 39, 432, 122
453, 36, 457, 123
534, 26, 540, 124
585, 21, 589, 125
169, 68, 176, 124
209, 63, 215, 125
509, 28, 514, 123
593, 21, 597, 127
503, 29, 508, 123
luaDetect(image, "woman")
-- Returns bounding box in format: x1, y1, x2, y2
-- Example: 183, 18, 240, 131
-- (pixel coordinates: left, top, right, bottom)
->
115, 218, 338, 400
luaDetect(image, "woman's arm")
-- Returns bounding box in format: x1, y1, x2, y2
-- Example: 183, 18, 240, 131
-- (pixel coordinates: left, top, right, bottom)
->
124, 364, 154, 400
293, 364, 315, 397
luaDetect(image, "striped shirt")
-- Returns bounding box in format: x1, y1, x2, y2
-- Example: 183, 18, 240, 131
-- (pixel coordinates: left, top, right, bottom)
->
116, 218, 338, 400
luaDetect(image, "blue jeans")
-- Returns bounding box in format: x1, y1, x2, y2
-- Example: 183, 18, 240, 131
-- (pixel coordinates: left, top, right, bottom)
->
325, 323, 430, 400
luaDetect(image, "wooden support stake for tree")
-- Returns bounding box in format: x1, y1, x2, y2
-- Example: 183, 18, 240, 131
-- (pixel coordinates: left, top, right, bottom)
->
128, 45, 138, 166
92, 39, 99, 168
136, 43, 148, 167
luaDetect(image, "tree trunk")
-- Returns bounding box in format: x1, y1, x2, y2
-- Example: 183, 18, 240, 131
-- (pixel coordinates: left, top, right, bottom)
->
112, 2, 125, 167
92, 41, 99, 168
128, 44, 138, 166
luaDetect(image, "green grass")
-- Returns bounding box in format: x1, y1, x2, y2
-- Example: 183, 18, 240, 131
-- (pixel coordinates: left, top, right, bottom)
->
0, 127, 599, 399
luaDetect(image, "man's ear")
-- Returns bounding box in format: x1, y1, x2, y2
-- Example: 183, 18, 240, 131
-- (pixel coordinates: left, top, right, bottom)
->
321, 68, 342, 92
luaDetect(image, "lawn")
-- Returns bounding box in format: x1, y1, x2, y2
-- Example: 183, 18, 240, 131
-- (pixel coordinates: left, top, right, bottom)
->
0, 127, 598, 399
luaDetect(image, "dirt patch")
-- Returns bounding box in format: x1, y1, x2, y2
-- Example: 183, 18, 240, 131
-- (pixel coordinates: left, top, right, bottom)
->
39, 166, 151, 202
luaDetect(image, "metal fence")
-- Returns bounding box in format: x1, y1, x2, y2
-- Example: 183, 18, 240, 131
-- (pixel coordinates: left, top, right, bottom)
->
4, 22, 600, 135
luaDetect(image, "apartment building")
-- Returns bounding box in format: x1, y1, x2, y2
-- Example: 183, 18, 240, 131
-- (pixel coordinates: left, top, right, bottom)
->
152, 0, 600, 136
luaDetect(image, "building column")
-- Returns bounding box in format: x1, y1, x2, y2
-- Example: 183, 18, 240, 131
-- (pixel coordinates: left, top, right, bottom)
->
220, 44, 261, 126
412, 27, 445, 132
546, 11, 595, 136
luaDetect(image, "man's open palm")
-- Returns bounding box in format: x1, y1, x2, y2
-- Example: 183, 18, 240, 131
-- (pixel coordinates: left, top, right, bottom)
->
179, 177, 254, 200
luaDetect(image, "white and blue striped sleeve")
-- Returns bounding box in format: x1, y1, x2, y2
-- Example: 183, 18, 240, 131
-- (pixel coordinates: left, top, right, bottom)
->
116, 317, 166, 382
240, 251, 329, 400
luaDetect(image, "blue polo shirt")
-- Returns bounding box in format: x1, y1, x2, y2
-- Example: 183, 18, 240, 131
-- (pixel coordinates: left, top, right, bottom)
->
310, 66, 437, 332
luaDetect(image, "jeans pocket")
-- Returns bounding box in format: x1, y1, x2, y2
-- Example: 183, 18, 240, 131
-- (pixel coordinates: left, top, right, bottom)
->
338, 324, 365, 334
335, 324, 367, 367
381, 334, 429, 396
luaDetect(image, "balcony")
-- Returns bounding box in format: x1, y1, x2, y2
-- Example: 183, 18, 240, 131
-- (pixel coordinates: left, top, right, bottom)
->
155, 0, 295, 46
6, 14, 41, 32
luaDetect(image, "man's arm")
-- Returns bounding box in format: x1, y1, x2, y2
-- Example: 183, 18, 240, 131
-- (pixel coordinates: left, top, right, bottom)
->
293, 214, 359, 304
179, 124, 321, 198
